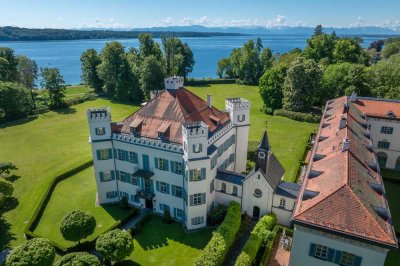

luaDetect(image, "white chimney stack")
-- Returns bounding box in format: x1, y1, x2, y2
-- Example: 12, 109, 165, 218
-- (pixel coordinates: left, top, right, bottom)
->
207, 95, 212, 108
342, 138, 350, 151
351, 92, 357, 102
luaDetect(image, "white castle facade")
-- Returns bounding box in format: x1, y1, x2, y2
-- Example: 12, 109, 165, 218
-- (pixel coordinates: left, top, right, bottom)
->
87, 77, 298, 230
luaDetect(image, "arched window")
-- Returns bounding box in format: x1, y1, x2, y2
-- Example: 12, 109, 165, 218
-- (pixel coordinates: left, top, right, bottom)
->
221, 182, 226, 192
395, 157, 400, 171
232, 186, 238, 196
377, 152, 388, 168
279, 198, 286, 208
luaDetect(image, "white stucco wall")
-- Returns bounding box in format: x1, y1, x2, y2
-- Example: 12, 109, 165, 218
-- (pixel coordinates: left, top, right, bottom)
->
271, 194, 296, 226
290, 225, 389, 266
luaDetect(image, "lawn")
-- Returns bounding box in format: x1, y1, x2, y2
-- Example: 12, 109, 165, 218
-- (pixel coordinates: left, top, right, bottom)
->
0, 83, 316, 249
33, 167, 132, 248
187, 84, 317, 181
64, 85, 94, 100
118, 215, 212, 266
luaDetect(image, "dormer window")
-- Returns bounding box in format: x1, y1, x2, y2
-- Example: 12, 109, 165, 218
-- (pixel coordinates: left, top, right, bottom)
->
158, 132, 165, 139
387, 111, 396, 118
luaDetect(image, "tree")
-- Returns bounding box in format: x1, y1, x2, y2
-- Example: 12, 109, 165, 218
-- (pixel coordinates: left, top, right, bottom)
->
0, 178, 13, 207
97, 41, 126, 98
16, 55, 38, 108
0, 82, 34, 120
55, 252, 100, 266
140, 55, 165, 99
116, 53, 142, 102
96, 229, 134, 265
139, 33, 162, 60
239, 40, 260, 84
80, 48, 103, 93
381, 42, 400, 59
259, 48, 273, 74
163, 208, 172, 223
162, 36, 195, 78
217, 58, 233, 78
303, 26, 335, 63
60, 210, 96, 243
322, 63, 371, 100
0, 47, 18, 82
368, 54, 400, 99
0, 162, 17, 177
283, 57, 323, 112
313, 24, 324, 36
333, 38, 363, 64
259, 64, 287, 112
40, 67, 66, 108
6, 238, 55, 266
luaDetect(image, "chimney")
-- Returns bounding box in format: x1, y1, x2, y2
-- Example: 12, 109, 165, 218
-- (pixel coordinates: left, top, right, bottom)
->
350, 92, 357, 103
343, 103, 349, 114
342, 138, 350, 151
339, 116, 347, 129
207, 95, 212, 108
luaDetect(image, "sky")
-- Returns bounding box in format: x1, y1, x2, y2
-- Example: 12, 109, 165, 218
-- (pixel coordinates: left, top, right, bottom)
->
1, 0, 400, 29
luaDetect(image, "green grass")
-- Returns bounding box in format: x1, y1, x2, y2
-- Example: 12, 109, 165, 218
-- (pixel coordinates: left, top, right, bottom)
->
118, 215, 212, 266
187, 84, 317, 181
33, 167, 130, 248
64, 85, 93, 100
0, 83, 316, 249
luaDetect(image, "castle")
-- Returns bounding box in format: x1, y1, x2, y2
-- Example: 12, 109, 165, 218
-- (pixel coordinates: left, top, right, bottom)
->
87, 77, 298, 230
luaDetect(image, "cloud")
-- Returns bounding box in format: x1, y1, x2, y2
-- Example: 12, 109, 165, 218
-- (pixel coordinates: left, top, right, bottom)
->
265, 15, 287, 28
80, 17, 128, 29
158, 16, 279, 28
349, 16, 400, 29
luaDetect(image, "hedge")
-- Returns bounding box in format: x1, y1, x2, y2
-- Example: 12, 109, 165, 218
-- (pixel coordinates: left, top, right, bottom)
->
234, 213, 277, 266
195, 201, 241, 266
274, 109, 321, 123
185, 78, 236, 86
259, 225, 293, 266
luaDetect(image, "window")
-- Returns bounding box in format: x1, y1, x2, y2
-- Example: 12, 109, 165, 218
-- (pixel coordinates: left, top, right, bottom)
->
100, 170, 114, 182
120, 191, 128, 198
171, 161, 183, 174
95, 127, 105, 135
229, 153, 235, 163
117, 149, 124, 160
339, 252, 355, 266
106, 191, 118, 199
159, 203, 170, 212
193, 143, 203, 153
117, 171, 130, 183
191, 216, 204, 225
130, 195, 140, 203
232, 185, 238, 196
157, 181, 169, 194
190, 168, 205, 181
172, 185, 183, 198
254, 189, 262, 198
210, 179, 215, 193
314, 244, 328, 260
377, 152, 388, 168
378, 140, 390, 149
381, 126, 394, 134
211, 155, 217, 169
176, 208, 184, 218
190, 193, 206, 206
238, 114, 245, 122
158, 132, 165, 139
97, 149, 112, 160
131, 175, 138, 185
221, 182, 226, 192
217, 145, 223, 157
155, 157, 168, 171
279, 198, 286, 208
129, 151, 138, 163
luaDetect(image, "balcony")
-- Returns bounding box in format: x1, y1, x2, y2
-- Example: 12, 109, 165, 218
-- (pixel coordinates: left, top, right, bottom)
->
136, 188, 155, 200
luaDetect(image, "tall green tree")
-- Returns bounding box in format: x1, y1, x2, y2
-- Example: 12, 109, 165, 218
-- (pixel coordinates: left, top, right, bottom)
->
283, 57, 323, 112
381, 42, 400, 59
303, 25, 336, 63
6, 238, 55, 266
97, 41, 126, 98
60, 210, 96, 244
16, 55, 38, 108
40, 67, 66, 109
140, 55, 165, 99
0, 82, 34, 120
368, 54, 400, 99
162, 36, 195, 77
0, 47, 18, 82
139, 33, 162, 60
333, 38, 363, 64
80, 48, 103, 93
259, 64, 287, 112
217, 58, 233, 79
0, 162, 17, 178
96, 229, 134, 265
118, 53, 142, 103
259, 48, 273, 74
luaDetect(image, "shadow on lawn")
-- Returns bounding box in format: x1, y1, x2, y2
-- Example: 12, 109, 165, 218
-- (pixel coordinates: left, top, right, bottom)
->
0, 116, 38, 129
135, 216, 211, 251
53, 107, 77, 115
115, 260, 141, 266
0, 216, 16, 250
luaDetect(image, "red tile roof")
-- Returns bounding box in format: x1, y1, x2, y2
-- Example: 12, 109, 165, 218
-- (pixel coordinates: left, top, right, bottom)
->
292, 96, 398, 248
354, 98, 400, 119
116, 88, 230, 144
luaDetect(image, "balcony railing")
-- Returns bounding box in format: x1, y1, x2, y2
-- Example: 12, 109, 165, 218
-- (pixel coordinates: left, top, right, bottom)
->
136, 188, 155, 200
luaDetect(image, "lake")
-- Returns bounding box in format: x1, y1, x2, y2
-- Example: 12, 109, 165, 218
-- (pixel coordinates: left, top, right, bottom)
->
0, 35, 385, 85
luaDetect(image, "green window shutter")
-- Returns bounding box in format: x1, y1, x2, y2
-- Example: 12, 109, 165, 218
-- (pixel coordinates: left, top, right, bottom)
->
202, 193, 206, 204
96, 150, 101, 160
327, 248, 335, 262
308, 243, 316, 257
166, 184, 170, 194
174, 208, 177, 217
170, 161, 174, 173
171, 185, 176, 196
124, 150, 129, 161
334, 251, 342, 264
113, 148, 117, 158
189, 170, 194, 181
149, 180, 154, 193
108, 148, 113, 159
134, 153, 138, 163
111, 170, 115, 180
156, 181, 160, 192
154, 158, 159, 169
354, 256, 362, 266
136, 176, 140, 186
99, 172, 104, 182
201, 168, 206, 180
115, 170, 120, 180
190, 195, 194, 206
165, 160, 169, 171
159, 203, 162, 210
199, 144, 202, 152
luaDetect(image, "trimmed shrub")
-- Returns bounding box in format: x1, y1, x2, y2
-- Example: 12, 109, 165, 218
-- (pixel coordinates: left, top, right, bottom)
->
195, 201, 241, 266
60, 210, 96, 243
120, 196, 128, 210
234, 213, 277, 266
96, 229, 134, 264
274, 109, 321, 123
55, 252, 100, 266
163, 208, 172, 224
6, 238, 55, 266
208, 204, 228, 225
185, 78, 236, 86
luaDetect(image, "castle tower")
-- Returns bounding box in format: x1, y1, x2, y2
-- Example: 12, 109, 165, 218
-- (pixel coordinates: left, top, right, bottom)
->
87, 107, 116, 204
225, 98, 250, 173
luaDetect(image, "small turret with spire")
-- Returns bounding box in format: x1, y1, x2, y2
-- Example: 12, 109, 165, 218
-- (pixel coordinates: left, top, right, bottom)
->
256, 129, 271, 172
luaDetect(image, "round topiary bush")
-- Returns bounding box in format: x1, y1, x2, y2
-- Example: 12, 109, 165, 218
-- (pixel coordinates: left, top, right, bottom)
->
55, 252, 100, 266
6, 238, 55, 266
96, 229, 134, 264
60, 210, 96, 243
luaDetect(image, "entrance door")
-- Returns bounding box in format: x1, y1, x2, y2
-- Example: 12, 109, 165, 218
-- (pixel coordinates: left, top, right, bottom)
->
144, 179, 151, 192
253, 206, 260, 219
142, 154, 149, 170
145, 199, 153, 209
